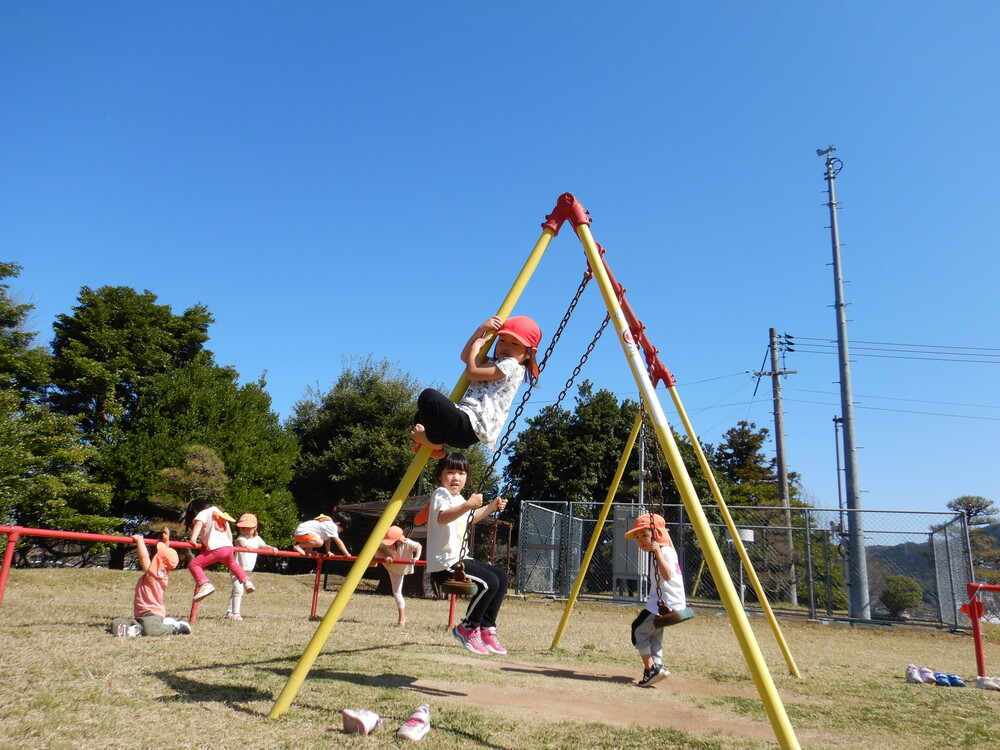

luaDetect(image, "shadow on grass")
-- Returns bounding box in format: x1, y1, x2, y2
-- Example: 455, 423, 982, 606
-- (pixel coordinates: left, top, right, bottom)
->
154, 670, 273, 714
499, 664, 633, 685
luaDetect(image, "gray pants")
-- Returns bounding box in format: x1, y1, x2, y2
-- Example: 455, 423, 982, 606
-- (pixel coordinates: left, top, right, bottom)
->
110, 614, 175, 637
630, 609, 664, 663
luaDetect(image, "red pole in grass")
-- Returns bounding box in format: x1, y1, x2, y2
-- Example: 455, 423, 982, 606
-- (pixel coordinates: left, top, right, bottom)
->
448, 593, 457, 629
0, 527, 21, 608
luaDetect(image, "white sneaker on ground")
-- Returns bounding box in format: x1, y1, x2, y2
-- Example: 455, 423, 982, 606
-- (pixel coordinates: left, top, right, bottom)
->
193, 582, 216, 601
905, 664, 922, 683
396, 704, 430, 741
174, 620, 192, 634
224, 612, 244, 621
342, 708, 382, 735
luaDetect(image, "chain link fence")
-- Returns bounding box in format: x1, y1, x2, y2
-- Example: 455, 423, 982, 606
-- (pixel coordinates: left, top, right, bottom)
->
517, 500, 973, 627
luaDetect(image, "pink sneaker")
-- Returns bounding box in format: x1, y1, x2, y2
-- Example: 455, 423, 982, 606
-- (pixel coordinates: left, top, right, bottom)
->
479, 627, 507, 655
342, 708, 382, 735
396, 704, 430, 741
452, 623, 488, 655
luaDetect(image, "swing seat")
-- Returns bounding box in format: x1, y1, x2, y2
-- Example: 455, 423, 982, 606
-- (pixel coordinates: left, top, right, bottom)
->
441, 578, 478, 596
654, 607, 695, 628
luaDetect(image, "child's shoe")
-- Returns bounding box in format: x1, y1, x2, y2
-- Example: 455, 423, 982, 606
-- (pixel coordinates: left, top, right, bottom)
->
126, 624, 142, 637
947, 674, 966, 687
243, 579, 255, 594
173, 620, 192, 635
342, 708, 382, 735
916, 667, 936, 684
480, 627, 508, 655
933, 672, 951, 687
637, 664, 670, 687
224, 612, 244, 621
452, 623, 488, 655
193, 582, 216, 601
904, 664, 922, 683
396, 704, 430, 741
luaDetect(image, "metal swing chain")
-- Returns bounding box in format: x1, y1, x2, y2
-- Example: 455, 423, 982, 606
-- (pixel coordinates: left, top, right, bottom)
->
453, 271, 602, 566
643, 413, 672, 612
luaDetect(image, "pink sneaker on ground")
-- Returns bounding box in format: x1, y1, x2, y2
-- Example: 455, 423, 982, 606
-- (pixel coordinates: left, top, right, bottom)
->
342, 708, 382, 735
452, 623, 488, 655
480, 627, 507, 655
396, 704, 430, 741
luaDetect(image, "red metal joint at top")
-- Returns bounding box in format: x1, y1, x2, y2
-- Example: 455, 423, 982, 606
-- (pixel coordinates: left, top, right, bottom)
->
541, 193, 592, 236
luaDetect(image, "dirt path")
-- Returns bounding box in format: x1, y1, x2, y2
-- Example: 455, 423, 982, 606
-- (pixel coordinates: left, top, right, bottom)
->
397, 653, 838, 746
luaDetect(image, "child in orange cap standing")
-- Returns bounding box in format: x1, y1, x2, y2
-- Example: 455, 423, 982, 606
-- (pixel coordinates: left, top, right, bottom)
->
185, 499, 254, 602
376, 525, 422, 627
111, 528, 191, 636
624, 512, 687, 687
225, 513, 277, 621
412, 315, 541, 458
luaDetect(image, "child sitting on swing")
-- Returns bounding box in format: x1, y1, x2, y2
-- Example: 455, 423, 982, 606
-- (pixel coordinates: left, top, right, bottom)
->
412, 315, 541, 459
426, 452, 509, 655
625, 512, 687, 687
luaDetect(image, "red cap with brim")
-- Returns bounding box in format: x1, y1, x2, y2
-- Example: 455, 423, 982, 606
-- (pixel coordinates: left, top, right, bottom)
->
381, 525, 406, 546
498, 316, 541, 380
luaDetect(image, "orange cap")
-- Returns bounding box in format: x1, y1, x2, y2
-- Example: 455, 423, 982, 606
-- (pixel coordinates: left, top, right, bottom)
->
381, 525, 406, 546
624, 513, 669, 544
236, 513, 257, 528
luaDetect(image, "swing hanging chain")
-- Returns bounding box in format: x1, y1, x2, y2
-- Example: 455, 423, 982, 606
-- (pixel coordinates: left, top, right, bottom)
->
454, 270, 596, 566
642, 415, 669, 612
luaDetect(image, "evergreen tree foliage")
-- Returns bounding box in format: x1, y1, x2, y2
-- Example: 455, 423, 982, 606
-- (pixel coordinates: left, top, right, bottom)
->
947, 495, 1000, 585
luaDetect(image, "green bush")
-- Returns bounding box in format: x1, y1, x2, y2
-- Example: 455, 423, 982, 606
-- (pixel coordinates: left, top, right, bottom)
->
881, 575, 923, 617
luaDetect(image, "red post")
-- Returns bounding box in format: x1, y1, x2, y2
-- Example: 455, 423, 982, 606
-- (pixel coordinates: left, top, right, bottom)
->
0, 527, 21, 608
448, 593, 457, 629
310, 555, 325, 619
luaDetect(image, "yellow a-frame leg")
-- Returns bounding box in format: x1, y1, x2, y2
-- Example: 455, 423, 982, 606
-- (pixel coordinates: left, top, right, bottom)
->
267, 227, 558, 719
573, 221, 801, 750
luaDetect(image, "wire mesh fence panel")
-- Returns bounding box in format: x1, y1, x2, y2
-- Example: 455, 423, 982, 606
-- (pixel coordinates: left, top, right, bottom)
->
516, 500, 973, 627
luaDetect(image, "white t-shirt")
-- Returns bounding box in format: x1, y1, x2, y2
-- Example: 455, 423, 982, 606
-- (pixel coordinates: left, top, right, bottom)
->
644, 543, 687, 614
378, 538, 422, 576
294, 519, 341, 541
458, 356, 525, 448
234, 534, 268, 572
426, 486, 469, 573
194, 506, 235, 551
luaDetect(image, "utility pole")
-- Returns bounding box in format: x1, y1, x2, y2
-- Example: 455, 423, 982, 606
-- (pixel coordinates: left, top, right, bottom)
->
818, 145, 871, 620
756, 328, 798, 605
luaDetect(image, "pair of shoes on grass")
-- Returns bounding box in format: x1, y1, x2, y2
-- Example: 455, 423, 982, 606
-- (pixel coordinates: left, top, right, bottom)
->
905, 664, 936, 684
342, 705, 430, 741
452, 623, 507, 655
637, 663, 670, 687
933, 672, 966, 687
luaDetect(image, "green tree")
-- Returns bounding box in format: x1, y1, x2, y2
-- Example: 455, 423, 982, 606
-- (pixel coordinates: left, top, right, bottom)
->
48, 286, 212, 434
151, 444, 229, 527
948, 495, 1000, 585
0, 262, 51, 397
880, 575, 923, 618
289, 357, 493, 520
99, 359, 299, 545
503, 382, 642, 521
0, 263, 117, 543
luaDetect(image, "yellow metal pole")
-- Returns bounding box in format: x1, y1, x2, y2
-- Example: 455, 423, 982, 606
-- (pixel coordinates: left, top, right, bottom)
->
551, 408, 644, 650
574, 222, 800, 750
268, 228, 556, 719
668, 386, 801, 678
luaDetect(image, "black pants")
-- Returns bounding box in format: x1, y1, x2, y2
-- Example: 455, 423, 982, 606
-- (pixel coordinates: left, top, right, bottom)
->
414, 388, 478, 448
432, 558, 508, 629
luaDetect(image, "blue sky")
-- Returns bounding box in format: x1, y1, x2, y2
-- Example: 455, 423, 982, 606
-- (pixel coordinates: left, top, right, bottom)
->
3, 3, 997, 516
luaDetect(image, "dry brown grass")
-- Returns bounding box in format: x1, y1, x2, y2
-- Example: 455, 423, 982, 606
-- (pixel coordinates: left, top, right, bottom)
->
1, 568, 998, 749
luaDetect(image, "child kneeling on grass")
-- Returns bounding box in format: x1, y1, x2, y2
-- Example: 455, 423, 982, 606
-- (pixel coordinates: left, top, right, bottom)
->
110, 529, 191, 637
625, 512, 686, 687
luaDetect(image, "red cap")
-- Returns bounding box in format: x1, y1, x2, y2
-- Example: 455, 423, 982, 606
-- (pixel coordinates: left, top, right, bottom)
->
498, 316, 541, 349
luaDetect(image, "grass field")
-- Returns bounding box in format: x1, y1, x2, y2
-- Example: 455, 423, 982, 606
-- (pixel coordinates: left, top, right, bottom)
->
0, 568, 998, 749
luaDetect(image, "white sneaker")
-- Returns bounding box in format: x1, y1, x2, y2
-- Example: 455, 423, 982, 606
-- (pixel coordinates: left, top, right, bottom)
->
193, 582, 216, 601
224, 612, 244, 622
243, 579, 255, 594
342, 708, 382, 735
637, 664, 670, 687
396, 704, 430, 741
174, 620, 192, 634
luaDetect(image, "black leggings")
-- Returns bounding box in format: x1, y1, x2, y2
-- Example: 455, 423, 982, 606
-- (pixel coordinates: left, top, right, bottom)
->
432, 558, 508, 629
414, 388, 478, 448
